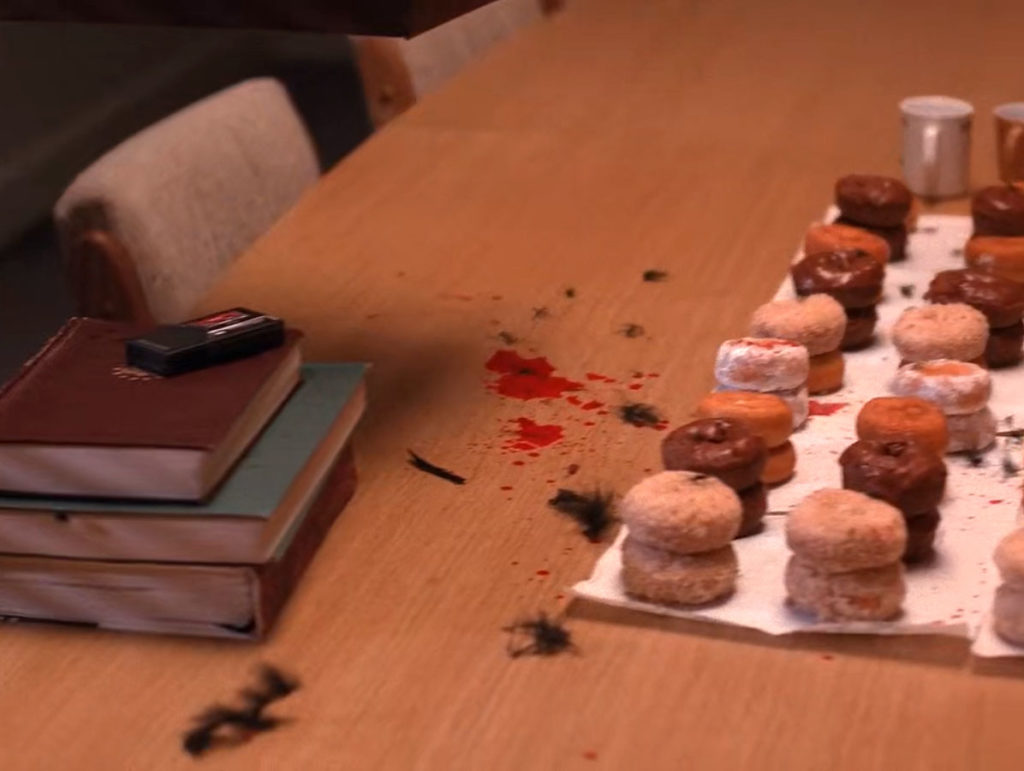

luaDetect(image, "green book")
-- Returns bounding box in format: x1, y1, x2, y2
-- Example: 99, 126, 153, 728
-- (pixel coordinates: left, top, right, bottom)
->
0, 363, 367, 564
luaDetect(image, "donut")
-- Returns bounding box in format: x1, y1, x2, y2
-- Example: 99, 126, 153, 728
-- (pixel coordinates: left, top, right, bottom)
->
903, 509, 940, 564
971, 184, 1024, 236
890, 360, 991, 415
993, 584, 1024, 646
945, 407, 997, 454
749, 294, 847, 356
994, 528, 1024, 587
786, 489, 906, 572
924, 269, 1024, 328
835, 174, 913, 227
790, 250, 885, 309
621, 537, 737, 606
619, 470, 741, 555
737, 483, 767, 538
842, 306, 878, 350
856, 396, 949, 457
761, 440, 796, 486
803, 223, 890, 265
839, 439, 947, 516
693, 391, 793, 448
714, 338, 809, 392
965, 236, 1024, 283
891, 304, 989, 363
785, 557, 905, 621
661, 418, 766, 490
986, 322, 1024, 368
807, 350, 845, 395
834, 215, 908, 261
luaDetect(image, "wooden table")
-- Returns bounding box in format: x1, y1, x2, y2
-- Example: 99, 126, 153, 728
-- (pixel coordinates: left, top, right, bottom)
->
5, 0, 1024, 768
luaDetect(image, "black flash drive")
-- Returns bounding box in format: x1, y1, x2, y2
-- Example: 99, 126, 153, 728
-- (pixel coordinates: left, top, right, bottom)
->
125, 308, 285, 376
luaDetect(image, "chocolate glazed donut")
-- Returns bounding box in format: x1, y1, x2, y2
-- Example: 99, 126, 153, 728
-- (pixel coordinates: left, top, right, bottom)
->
972, 185, 1024, 236
662, 418, 766, 490
834, 215, 908, 261
925, 268, 1024, 328
835, 174, 913, 227
839, 439, 947, 516
791, 250, 884, 308
987, 322, 1024, 368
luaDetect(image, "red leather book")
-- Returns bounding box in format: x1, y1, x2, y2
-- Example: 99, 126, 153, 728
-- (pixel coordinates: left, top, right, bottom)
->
0, 318, 302, 500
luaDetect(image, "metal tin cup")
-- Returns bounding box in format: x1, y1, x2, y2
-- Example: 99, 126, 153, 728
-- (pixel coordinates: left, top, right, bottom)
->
994, 102, 1024, 183
900, 95, 973, 199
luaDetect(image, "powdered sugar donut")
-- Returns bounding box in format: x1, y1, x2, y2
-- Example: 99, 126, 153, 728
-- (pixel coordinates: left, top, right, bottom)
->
892, 304, 989, 363
995, 528, 1024, 587
750, 294, 847, 356
890, 360, 991, 415
993, 584, 1024, 645
945, 407, 997, 453
621, 537, 737, 605
785, 557, 905, 621
715, 337, 809, 392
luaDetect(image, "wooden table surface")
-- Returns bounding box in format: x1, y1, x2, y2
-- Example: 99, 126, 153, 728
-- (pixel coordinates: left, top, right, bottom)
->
6, 0, 1024, 768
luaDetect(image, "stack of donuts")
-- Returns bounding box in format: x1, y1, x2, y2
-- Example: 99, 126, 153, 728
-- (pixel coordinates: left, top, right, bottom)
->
830, 173, 914, 262
749, 294, 847, 395
661, 418, 767, 537
693, 391, 796, 487
890, 360, 996, 454
618, 471, 740, 606
965, 184, 1024, 283
791, 249, 884, 350
714, 338, 809, 428
993, 529, 1024, 646
784, 489, 907, 621
855, 396, 949, 458
891, 303, 989, 366
839, 439, 947, 563
926, 269, 1024, 368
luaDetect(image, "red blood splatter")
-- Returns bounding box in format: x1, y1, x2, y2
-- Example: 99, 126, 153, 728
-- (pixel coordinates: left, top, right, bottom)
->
365, 312, 380, 320
555, 594, 566, 600
511, 561, 519, 566
528, 452, 540, 458
821, 654, 835, 661
536, 570, 550, 577
504, 418, 565, 452
486, 350, 584, 400
582, 400, 604, 410
546, 479, 556, 484
632, 372, 644, 379
512, 461, 525, 466
990, 499, 1004, 504
586, 372, 616, 383
500, 486, 514, 491
808, 400, 847, 416
583, 751, 598, 761
567, 463, 580, 476
491, 295, 503, 300
628, 383, 644, 391
646, 373, 661, 378
583, 421, 596, 427
567, 395, 583, 406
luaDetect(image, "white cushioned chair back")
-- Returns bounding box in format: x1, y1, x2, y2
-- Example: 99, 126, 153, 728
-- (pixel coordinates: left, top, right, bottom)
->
400, 0, 544, 96
55, 78, 319, 323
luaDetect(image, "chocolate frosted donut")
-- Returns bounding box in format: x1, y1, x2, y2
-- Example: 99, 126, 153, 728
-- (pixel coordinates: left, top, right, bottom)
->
986, 321, 1024, 368
903, 510, 940, 564
842, 306, 878, 350
661, 418, 766, 491
737, 483, 767, 538
791, 250, 884, 309
925, 269, 1024, 328
972, 185, 1024, 236
835, 174, 913, 227
839, 439, 946, 516
834, 215, 908, 261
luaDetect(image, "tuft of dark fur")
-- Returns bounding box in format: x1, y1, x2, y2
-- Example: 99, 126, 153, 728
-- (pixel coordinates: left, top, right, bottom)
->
642, 269, 668, 282
617, 402, 663, 427
503, 613, 578, 658
548, 488, 615, 542
620, 323, 645, 339
899, 284, 915, 298
408, 451, 466, 485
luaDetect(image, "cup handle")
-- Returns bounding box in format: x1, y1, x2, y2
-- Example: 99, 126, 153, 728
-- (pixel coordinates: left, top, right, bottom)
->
922, 123, 940, 197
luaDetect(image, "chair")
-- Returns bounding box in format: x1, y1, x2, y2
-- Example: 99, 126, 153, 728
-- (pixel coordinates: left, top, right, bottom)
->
353, 0, 558, 127
54, 77, 320, 325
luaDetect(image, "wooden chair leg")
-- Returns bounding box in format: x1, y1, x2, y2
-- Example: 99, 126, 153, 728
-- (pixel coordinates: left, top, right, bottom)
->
65, 230, 154, 326
351, 36, 418, 128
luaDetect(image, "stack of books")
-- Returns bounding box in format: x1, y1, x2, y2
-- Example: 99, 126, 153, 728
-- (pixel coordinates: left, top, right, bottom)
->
0, 317, 366, 639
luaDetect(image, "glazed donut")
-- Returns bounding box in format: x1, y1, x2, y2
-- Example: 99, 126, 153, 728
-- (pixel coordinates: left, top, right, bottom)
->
945, 407, 997, 454
924, 269, 1024, 328
986, 322, 1024, 368
750, 294, 846, 356
737, 483, 767, 538
693, 391, 793, 448
842, 306, 878, 351
903, 510, 941, 564
786, 488, 907, 573
994, 528, 1024, 587
971, 184, 1024, 236
803, 222, 890, 265
714, 337, 809, 391
785, 557, 905, 621
965, 236, 1024, 283
856, 396, 949, 457
835, 174, 913, 228
892, 304, 989, 363
619, 471, 741, 555
834, 215, 907, 261
621, 537, 737, 606
807, 350, 845, 395
890, 360, 991, 415
661, 418, 766, 490
839, 439, 947, 516
790, 250, 885, 309
761, 440, 796, 485
993, 584, 1024, 646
